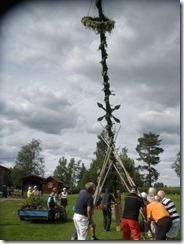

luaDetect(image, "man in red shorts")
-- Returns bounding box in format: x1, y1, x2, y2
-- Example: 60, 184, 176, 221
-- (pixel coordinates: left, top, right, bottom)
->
121, 186, 145, 240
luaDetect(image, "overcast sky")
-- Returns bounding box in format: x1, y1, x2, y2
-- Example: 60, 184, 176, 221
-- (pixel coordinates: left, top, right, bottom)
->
0, 0, 180, 186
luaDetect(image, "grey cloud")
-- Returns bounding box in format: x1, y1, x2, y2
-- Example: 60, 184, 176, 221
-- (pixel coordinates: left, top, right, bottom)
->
135, 110, 180, 136
1, 85, 79, 134
86, 122, 102, 135
0, 0, 180, 186
107, 1, 180, 109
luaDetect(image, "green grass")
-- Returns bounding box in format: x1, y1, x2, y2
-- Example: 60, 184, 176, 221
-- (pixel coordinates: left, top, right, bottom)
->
0, 193, 180, 241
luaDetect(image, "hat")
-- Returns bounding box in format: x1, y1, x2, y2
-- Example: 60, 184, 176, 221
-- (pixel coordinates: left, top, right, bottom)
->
140, 192, 147, 200
130, 186, 137, 193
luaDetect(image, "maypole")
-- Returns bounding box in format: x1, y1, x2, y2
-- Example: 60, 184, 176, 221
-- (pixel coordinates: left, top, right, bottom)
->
82, 0, 120, 196
81, 0, 121, 230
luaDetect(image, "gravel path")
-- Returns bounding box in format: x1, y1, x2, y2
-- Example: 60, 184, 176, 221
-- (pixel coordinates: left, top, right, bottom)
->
0, 196, 23, 202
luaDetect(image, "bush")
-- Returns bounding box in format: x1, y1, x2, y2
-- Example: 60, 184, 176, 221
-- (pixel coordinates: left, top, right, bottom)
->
20, 196, 47, 210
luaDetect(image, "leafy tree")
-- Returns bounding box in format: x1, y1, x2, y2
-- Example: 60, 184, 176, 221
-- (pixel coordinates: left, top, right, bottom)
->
11, 138, 45, 188
136, 132, 164, 186
54, 156, 68, 182
53, 157, 83, 192
171, 151, 180, 177
77, 166, 91, 190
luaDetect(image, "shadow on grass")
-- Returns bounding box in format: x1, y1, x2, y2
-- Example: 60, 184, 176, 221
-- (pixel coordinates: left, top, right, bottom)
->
14, 217, 74, 225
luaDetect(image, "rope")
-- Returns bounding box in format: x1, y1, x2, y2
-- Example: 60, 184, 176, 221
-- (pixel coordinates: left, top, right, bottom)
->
87, 0, 93, 16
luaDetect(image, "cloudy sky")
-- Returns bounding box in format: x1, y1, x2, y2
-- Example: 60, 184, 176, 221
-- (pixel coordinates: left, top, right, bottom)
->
0, 0, 180, 186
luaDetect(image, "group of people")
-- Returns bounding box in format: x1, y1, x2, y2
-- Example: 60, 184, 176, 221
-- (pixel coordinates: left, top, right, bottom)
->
72, 182, 180, 241
47, 187, 68, 209
121, 186, 180, 240
26, 185, 68, 222
27, 185, 40, 198
47, 187, 68, 222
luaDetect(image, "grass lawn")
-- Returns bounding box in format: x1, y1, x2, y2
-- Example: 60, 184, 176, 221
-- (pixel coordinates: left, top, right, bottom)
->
0, 193, 180, 241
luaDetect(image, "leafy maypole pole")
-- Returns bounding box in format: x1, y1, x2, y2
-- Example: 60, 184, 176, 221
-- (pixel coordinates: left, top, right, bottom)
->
81, 1, 120, 197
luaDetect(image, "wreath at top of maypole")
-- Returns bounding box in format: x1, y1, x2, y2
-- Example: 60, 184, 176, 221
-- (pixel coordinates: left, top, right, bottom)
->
81, 16, 115, 34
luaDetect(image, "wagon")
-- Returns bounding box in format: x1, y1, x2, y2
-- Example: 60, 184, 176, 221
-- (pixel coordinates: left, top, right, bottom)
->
18, 208, 67, 222
18, 209, 50, 220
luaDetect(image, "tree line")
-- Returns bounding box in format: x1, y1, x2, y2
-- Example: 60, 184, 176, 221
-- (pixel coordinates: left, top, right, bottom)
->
8, 131, 180, 191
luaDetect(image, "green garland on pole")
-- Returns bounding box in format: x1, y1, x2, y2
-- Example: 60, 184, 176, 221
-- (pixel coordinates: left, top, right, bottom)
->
81, 16, 115, 34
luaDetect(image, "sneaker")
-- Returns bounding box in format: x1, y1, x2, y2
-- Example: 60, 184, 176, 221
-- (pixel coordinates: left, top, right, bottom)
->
91, 236, 99, 240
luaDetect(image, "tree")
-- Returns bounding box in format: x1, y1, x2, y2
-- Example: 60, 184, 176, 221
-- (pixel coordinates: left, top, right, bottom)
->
136, 132, 164, 186
77, 165, 91, 190
53, 157, 83, 192
11, 138, 45, 188
171, 151, 180, 177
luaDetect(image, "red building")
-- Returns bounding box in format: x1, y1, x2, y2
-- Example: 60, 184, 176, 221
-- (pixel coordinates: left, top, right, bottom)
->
43, 176, 63, 193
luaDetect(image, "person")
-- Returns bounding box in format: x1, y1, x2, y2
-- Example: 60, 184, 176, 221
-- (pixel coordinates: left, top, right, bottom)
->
101, 188, 116, 231
53, 187, 57, 193
2, 185, 8, 198
121, 186, 145, 240
56, 191, 68, 222
139, 192, 149, 233
60, 187, 68, 209
27, 186, 33, 198
140, 192, 147, 204
148, 187, 157, 196
54, 192, 60, 204
32, 185, 40, 196
73, 182, 97, 240
71, 216, 98, 240
157, 190, 180, 240
71, 188, 99, 241
71, 229, 78, 241
47, 191, 60, 221
146, 194, 172, 240
147, 187, 157, 239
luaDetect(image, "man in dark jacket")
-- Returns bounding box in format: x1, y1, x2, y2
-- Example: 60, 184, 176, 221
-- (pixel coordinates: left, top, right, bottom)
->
102, 188, 116, 231
121, 186, 145, 240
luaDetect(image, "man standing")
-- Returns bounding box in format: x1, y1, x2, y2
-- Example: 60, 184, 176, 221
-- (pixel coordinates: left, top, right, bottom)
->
101, 188, 116, 231
121, 186, 145, 240
73, 182, 96, 240
157, 190, 180, 240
